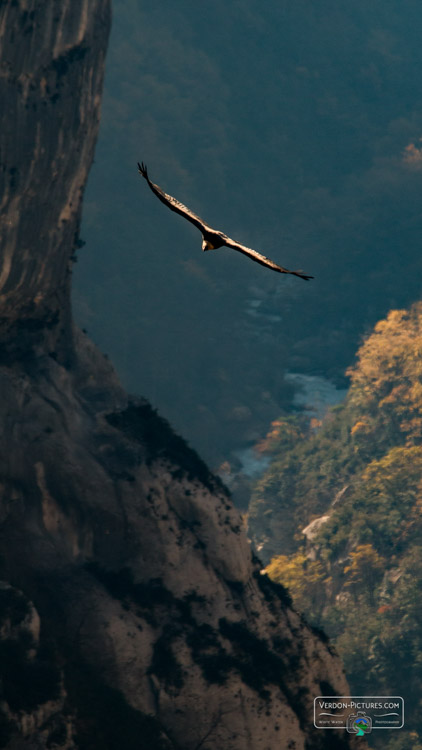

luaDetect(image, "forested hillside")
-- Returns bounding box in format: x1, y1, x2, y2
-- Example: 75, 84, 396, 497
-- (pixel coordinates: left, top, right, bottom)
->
249, 302, 422, 749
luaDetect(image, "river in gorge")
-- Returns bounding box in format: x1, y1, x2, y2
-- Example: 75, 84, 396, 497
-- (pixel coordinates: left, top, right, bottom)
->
218, 372, 349, 507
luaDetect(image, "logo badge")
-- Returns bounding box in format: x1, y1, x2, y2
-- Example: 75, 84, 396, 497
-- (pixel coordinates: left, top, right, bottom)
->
314, 696, 404, 732
347, 710, 372, 735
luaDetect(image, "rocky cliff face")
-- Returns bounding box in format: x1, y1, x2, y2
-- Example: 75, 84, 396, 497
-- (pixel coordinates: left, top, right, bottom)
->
0, 0, 109, 363
0, 2, 361, 749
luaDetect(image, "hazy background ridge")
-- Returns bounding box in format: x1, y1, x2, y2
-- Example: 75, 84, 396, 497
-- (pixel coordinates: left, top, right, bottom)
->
74, 0, 422, 467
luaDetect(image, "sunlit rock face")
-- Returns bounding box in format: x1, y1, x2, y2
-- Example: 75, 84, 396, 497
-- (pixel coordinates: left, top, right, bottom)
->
0, 0, 110, 362
0, 2, 363, 749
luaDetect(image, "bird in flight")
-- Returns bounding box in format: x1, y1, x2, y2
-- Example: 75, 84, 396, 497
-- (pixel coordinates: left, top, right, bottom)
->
138, 163, 313, 280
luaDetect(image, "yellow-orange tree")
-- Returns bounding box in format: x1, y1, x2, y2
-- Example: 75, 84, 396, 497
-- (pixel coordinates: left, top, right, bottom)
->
249, 303, 422, 748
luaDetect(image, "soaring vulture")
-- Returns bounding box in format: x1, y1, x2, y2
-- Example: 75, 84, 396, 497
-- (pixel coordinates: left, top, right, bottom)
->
138, 162, 313, 280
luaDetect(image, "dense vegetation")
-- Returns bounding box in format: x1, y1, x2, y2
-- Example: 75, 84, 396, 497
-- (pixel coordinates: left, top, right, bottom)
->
249, 302, 422, 749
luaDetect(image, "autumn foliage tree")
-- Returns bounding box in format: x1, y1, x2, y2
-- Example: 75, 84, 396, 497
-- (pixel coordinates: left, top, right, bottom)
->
343, 544, 384, 605
249, 302, 422, 749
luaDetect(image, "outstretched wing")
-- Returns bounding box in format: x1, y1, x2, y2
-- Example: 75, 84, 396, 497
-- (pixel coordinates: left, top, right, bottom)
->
222, 236, 313, 280
138, 162, 313, 280
138, 162, 210, 234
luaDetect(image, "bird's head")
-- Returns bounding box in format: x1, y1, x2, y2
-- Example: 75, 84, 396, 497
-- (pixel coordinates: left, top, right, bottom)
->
202, 237, 213, 251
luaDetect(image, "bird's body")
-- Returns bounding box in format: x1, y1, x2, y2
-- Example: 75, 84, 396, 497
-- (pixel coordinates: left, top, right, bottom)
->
137, 162, 313, 280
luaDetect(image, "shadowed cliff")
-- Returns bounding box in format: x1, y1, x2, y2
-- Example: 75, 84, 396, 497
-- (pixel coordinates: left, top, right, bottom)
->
0, 2, 363, 748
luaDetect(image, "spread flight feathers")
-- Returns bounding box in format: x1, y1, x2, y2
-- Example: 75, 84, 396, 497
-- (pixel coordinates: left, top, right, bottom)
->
138, 162, 313, 280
